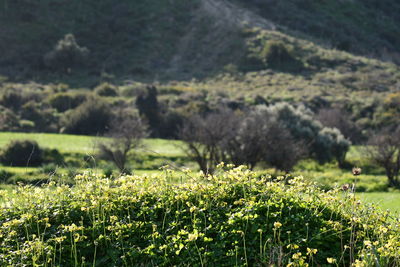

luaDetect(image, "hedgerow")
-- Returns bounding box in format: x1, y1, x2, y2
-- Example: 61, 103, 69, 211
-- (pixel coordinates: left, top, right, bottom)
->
0, 166, 399, 266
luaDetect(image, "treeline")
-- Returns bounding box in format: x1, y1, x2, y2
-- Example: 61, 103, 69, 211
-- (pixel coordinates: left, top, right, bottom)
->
180, 103, 350, 173
0, 81, 398, 138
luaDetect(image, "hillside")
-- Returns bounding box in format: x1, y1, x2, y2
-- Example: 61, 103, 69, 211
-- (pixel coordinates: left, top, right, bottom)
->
1, 0, 399, 83
0, 0, 399, 135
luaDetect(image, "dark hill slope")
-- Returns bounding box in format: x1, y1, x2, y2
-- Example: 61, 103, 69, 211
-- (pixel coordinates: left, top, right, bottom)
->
229, 0, 400, 61
0, 0, 399, 94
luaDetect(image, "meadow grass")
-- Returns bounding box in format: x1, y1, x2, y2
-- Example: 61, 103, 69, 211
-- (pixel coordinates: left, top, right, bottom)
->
359, 192, 400, 216
0, 132, 184, 156
0, 132, 100, 153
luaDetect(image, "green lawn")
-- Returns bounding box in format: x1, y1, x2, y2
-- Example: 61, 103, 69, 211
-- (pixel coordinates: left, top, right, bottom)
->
0, 132, 101, 153
0, 132, 184, 156
359, 192, 400, 216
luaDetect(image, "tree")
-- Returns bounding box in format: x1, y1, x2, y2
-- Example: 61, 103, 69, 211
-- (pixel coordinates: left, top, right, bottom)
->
97, 113, 148, 173
367, 127, 400, 188
316, 107, 363, 144
262, 121, 307, 172
265, 103, 351, 166
180, 107, 307, 173
135, 85, 161, 137
44, 34, 89, 72
221, 110, 264, 169
179, 110, 235, 175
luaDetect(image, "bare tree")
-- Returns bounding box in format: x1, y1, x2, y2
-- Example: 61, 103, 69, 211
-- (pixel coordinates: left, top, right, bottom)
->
180, 107, 308, 173
316, 107, 362, 144
179, 110, 235, 175
367, 127, 400, 188
97, 114, 148, 173
263, 121, 308, 172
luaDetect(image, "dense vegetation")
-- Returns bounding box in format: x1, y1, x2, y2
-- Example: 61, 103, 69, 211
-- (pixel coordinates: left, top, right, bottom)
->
1, 0, 399, 138
1, 167, 399, 266
0, 1, 400, 265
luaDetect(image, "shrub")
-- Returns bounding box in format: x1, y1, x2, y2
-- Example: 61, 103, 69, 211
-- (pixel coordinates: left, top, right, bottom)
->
0, 168, 398, 266
0, 170, 13, 183
41, 163, 58, 175
43, 33, 89, 72
61, 97, 112, 135
0, 106, 20, 131
20, 101, 58, 132
47, 92, 88, 112
262, 40, 296, 67
0, 140, 43, 167
43, 148, 64, 165
136, 85, 161, 137
0, 90, 24, 110
264, 103, 351, 165
94, 82, 118, 97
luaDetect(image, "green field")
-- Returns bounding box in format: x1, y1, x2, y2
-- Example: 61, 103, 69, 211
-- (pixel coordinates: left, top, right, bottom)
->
0, 132, 399, 215
359, 192, 400, 216
0, 132, 183, 156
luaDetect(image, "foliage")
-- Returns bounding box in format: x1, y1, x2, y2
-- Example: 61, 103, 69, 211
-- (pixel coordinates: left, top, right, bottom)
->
136, 86, 161, 137
47, 92, 88, 113
94, 82, 119, 97
0, 139, 43, 167
316, 107, 363, 144
179, 111, 232, 174
0, 170, 13, 183
367, 127, 400, 188
43, 34, 89, 72
42, 148, 64, 165
20, 101, 58, 132
0, 167, 399, 266
0, 106, 19, 132
61, 97, 112, 135
261, 40, 302, 71
97, 113, 148, 172
265, 103, 351, 165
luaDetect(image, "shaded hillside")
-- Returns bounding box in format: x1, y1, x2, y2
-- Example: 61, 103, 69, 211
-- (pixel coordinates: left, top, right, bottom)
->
230, 0, 400, 61
0, 0, 399, 93
0, 0, 198, 84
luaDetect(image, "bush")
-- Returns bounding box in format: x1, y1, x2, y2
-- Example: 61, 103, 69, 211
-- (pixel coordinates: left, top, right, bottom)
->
20, 101, 58, 132
0, 106, 20, 131
261, 40, 296, 67
264, 103, 351, 165
0, 90, 24, 111
61, 97, 112, 135
41, 163, 58, 175
47, 92, 88, 112
94, 82, 118, 97
43, 148, 64, 165
43, 34, 89, 72
0, 168, 398, 266
0, 170, 13, 183
0, 140, 43, 167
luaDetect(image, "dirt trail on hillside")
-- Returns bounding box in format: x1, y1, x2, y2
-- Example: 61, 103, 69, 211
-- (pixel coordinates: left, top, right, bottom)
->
167, 0, 276, 76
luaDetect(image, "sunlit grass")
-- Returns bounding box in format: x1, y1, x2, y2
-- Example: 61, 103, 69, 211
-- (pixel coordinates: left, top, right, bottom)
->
359, 192, 400, 216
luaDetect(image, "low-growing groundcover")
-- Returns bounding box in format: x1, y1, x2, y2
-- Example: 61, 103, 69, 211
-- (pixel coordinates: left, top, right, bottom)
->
0, 166, 399, 266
